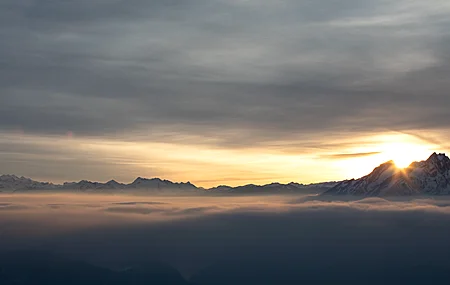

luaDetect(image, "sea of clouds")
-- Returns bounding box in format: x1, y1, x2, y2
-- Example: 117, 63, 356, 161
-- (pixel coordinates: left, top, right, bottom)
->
2, 193, 450, 283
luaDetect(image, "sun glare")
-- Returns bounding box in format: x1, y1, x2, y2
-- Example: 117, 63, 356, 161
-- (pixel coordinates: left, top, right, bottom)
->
380, 142, 431, 169
335, 133, 440, 179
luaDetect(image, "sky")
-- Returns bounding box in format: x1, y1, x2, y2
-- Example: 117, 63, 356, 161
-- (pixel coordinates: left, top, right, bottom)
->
1, 0, 450, 187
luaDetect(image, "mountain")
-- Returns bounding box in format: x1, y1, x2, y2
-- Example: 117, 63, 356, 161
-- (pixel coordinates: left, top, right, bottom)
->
0, 250, 191, 285
0, 176, 201, 193
128, 177, 199, 192
103, 179, 125, 189
61, 180, 126, 191
0, 174, 56, 192
208, 181, 338, 195
0, 174, 337, 194
325, 153, 450, 196
59, 178, 201, 193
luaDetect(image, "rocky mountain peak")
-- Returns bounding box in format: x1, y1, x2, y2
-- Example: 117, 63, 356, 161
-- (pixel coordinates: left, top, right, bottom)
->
424, 153, 450, 174
325, 152, 450, 196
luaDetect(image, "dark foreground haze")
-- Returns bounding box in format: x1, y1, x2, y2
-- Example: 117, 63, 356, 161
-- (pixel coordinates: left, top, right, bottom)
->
2, 193, 450, 284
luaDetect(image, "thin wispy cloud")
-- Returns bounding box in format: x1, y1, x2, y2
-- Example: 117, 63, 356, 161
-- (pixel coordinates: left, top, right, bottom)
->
321, 152, 382, 159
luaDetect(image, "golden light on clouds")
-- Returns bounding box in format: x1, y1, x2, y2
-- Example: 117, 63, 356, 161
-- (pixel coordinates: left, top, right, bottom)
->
380, 142, 431, 168
0, 131, 445, 188
333, 133, 441, 179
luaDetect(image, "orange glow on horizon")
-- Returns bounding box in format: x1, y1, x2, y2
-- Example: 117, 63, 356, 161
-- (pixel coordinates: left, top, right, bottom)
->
334, 133, 440, 179
0, 131, 446, 188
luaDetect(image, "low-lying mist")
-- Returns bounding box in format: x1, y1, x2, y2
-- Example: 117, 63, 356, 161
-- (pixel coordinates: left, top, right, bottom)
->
2, 192, 450, 284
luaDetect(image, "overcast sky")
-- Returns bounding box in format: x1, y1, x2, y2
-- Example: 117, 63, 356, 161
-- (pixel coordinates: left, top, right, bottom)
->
1, 0, 450, 186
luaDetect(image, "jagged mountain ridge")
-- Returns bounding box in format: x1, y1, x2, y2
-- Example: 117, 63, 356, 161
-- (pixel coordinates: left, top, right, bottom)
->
0, 175, 57, 191
4, 153, 450, 196
208, 181, 338, 194
0, 174, 337, 193
0, 175, 200, 193
325, 152, 450, 196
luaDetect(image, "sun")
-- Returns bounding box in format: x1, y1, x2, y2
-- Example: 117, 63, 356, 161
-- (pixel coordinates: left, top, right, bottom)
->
392, 155, 413, 169
380, 142, 431, 169
335, 133, 439, 179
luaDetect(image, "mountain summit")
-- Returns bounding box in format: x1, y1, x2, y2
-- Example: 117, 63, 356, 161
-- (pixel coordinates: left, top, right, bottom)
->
0, 174, 56, 191
325, 153, 450, 196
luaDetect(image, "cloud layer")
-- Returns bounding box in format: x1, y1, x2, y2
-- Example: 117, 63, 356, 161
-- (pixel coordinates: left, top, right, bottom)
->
1, 1, 450, 140
2, 193, 450, 283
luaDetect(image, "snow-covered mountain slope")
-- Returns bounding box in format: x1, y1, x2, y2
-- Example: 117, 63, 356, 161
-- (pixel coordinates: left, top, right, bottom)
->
0, 175, 199, 193
128, 177, 199, 192
0, 174, 56, 192
324, 153, 450, 196
60, 178, 200, 192
61, 180, 126, 191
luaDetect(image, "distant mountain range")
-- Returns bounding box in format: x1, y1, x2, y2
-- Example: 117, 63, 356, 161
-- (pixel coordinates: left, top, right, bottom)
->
0, 175, 201, 193
0, 174, 337, 194
208, 181, 338, 194
325, 153, 450, 196
3, 152, 450, 196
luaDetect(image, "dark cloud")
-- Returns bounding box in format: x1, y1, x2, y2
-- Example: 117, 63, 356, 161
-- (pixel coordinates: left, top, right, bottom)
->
1, 0, 450, 148
321, 151, 381, 159
112, 201, 167, 206
169, 206, 221, 215
104, 206, 165, 215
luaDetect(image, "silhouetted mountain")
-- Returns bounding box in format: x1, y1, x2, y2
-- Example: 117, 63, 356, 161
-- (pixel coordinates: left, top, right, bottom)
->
0, 175, 201, 193
325, 153, 450, 196
208, 181, 338, 195
0, 175, 337, 194
128, 177, 199, 192
0, 251, 192, 285
0, 175, 56, 192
